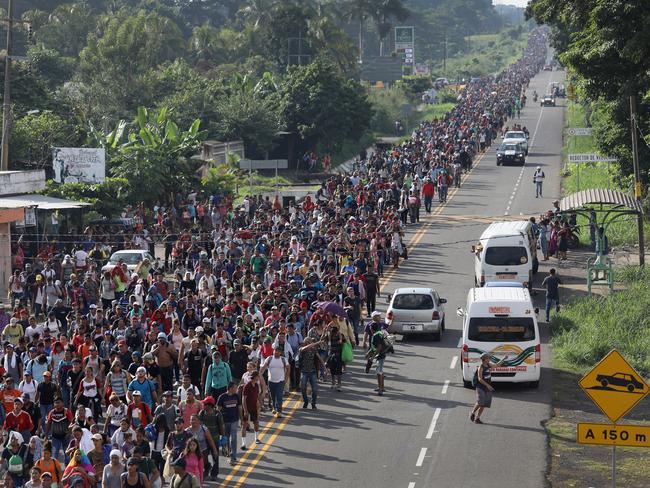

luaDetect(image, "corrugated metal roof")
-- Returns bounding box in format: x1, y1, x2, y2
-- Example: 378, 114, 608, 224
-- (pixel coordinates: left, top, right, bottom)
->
0, 194, 91, 210
560, 189, 642, 213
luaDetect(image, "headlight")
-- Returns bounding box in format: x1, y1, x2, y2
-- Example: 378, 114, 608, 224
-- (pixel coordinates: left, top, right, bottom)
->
517, 153, 523, 157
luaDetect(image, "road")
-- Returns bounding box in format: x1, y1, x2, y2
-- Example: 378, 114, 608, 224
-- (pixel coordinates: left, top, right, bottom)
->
216, 67, 567, 488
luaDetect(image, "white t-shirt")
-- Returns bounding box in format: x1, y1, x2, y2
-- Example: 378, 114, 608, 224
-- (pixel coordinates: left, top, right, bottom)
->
263, 355, 286, 383
74, 250, 88, 267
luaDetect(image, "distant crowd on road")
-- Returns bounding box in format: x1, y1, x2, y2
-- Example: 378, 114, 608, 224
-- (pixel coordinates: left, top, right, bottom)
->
1, 28, 548, 488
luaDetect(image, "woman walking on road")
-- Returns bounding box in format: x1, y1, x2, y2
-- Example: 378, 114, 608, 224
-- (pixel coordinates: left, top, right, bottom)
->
470, 353, 507, 424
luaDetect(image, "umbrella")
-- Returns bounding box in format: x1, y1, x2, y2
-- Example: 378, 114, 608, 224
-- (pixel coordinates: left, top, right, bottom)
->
315, 301, 347, 318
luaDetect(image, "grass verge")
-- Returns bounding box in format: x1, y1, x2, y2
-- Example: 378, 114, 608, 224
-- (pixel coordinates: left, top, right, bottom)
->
546, 270, 650, 487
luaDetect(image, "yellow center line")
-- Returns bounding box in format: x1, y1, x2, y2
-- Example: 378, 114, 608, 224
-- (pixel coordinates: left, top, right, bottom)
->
218, 392, 297, 485
379, 150, 488, 284
229, 397, 303, 488
218, 147, 492, 487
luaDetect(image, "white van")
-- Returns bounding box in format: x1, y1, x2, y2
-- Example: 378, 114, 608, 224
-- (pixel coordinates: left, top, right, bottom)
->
473, 220, 538, 289
458, 286, 541, 388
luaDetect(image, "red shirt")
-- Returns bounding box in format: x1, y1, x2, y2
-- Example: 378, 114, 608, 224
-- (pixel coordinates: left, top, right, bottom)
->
242, 381, 259, 411
3, 410, 34, 432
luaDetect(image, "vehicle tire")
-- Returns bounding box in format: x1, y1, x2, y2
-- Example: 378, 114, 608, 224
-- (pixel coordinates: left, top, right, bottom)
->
463, 380, 473, 389
600, 379, 609, 388
530, 380, 540, 389
441, 318, 446, 331
627, 384, 635, 392
497, 160, 501, 166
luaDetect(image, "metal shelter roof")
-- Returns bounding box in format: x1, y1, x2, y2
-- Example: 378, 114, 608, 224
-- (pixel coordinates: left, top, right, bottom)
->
559, 189, 643, 214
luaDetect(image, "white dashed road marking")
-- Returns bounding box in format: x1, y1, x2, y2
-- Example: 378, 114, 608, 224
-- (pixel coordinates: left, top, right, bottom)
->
426, 408, 442, 439
416, 448, 428, 467
450, 356, 458, 370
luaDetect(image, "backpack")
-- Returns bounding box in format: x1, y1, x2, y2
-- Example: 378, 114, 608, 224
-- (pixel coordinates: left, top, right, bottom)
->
145, 423, 157, 442
373, 331, 394, 354
8, 453, 23, 473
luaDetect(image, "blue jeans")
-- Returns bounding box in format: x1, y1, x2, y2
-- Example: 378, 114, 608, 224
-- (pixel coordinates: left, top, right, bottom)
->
224, 421, 238, 461
545, 296, 559, 320
268, 381, 284, 413
536, 181, 543, 197
51, 437, 66, 462
39, 404, 53, 430
301, 372, 318, 405
424, 196, 432, 212
61, 384, 71, 409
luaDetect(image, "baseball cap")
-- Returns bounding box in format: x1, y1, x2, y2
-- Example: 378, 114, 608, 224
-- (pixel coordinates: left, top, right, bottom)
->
171, 458, 187, 469
195, 326, 205, 334
157, 332, 167, 340
136, 366, 147, 375
132, 390, 142, 396
233, 339, 241, 345
371, 311, 382, 318
201, 396, 216, 406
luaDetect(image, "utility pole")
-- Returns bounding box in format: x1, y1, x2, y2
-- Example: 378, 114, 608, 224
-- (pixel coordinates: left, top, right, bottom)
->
630, 94, 645, 266
443, 30, 447, 76
1, 0, 14, 172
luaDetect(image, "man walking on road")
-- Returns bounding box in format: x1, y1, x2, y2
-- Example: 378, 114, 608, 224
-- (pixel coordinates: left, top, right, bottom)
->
541, 268, 562, 322
365, 321, 388, 396
533, 166, 545, 198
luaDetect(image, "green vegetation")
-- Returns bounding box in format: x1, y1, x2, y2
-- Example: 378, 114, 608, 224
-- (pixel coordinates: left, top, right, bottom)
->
441, 27, 529, 79
562, 100, 649, 247
527, 0, 650, 187
552, 269, 650, 376
1, 0, 527, 212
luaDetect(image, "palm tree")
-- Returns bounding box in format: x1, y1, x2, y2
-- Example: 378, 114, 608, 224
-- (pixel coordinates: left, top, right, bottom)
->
341, 0, 373, 63
370, 0, 409, 57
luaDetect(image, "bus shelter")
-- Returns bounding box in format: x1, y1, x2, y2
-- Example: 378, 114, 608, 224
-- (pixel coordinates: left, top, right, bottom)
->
559, 189, 644, 294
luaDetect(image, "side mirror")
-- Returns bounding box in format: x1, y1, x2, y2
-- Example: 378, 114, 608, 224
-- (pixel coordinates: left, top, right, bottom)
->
456, 307, 465, 317
534, 307, 539, 315
385, 293, 392, 303
439, 298, 447, 304
471, 245, 476, 253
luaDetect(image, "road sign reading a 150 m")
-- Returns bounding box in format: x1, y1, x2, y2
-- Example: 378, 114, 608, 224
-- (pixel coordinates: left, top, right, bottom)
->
577, 422, 650, 448
579, 349, 649, 423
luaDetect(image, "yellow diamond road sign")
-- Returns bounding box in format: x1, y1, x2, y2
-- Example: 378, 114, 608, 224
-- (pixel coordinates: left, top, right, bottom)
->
579, 349, 649, 423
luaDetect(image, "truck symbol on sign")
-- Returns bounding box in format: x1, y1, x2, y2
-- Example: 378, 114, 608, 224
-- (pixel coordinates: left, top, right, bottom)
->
594, 372, 645, 393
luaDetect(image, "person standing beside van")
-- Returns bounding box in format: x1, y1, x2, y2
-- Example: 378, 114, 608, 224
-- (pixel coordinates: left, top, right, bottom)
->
541, 268, 562, 322
470, 353, 506, 424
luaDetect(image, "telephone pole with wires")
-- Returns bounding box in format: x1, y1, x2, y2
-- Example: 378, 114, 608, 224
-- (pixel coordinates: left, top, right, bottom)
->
1, 0, 14, 171
629, 93, 644, 266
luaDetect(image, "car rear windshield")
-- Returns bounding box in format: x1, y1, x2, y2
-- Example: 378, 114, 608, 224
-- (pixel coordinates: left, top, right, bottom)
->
392, 294, 434, 310
484, 246, 528, 266
505, 132, 525, 139
468, 317, 536, 342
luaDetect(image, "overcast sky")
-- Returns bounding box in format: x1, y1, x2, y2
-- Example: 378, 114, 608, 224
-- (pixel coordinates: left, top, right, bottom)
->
493, 0, 529, 7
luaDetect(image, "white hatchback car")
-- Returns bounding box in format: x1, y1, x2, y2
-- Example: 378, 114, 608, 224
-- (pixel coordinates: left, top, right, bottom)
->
101, 250, 155, 273
386, 287, 446, 340
503, 130, 529, 155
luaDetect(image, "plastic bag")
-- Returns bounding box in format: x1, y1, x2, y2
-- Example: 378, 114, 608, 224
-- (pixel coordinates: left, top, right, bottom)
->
342, 341, 354, 363
162, 450, 174, 480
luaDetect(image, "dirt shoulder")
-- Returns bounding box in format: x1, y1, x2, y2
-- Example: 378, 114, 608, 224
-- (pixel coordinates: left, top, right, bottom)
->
540, 249, 650, 487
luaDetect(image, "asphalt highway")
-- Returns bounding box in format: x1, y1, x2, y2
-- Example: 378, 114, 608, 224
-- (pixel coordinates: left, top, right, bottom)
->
216, 67, 567, 488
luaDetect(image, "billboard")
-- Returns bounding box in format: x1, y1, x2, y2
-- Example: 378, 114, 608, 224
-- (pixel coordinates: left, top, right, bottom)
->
395, 26, 415, 65
53, 147, 106, 184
